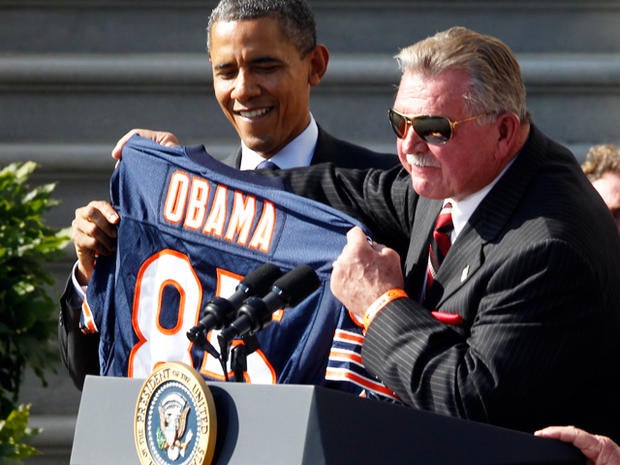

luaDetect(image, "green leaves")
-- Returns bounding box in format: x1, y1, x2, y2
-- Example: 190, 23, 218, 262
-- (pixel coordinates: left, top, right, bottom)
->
0, 162, 70, 418
0, 404, 41, 463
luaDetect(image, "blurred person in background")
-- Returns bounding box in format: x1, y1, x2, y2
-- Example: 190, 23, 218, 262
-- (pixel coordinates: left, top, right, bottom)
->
581, 143, 620, 234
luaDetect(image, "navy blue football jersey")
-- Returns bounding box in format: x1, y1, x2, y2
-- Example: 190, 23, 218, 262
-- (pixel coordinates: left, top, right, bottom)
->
82, 135, 395, 399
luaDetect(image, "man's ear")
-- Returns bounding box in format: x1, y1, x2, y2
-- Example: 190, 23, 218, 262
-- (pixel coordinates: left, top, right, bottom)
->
308, 44, 329, 86
495, 112, 522, 160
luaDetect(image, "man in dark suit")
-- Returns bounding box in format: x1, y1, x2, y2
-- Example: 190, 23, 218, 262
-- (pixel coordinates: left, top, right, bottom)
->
274, 27, 620, 440
58, 0, 396, 389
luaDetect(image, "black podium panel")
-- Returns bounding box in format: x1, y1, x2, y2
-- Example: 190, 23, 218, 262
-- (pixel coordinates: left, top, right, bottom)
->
70, 375, 583, 465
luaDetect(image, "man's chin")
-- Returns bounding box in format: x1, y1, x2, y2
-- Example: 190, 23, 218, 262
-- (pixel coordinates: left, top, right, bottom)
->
410, 178, 445, 199
240, 136, 275, 155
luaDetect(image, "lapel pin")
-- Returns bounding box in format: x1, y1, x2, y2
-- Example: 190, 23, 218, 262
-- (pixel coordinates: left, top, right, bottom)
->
461, 265, 470, 283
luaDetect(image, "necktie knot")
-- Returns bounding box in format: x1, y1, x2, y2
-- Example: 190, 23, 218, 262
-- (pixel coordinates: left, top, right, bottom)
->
432, 202, 453, 253
256, 159, 280, 170
434, 203, 453, 231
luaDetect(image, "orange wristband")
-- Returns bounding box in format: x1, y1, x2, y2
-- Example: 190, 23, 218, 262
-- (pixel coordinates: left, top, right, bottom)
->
363, 288, 408, 331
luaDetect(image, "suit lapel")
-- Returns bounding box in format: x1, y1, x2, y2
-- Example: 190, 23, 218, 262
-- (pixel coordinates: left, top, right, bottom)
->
223, 148, 242, 169
310, 126, 334, 165
404, 197, 442, 299
432, 126, 547, 308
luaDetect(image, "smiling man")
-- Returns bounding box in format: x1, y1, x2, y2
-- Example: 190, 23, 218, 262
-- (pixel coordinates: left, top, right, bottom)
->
205, 0, 396, 171
58, 0, 397, 390
208, 8, 324, 167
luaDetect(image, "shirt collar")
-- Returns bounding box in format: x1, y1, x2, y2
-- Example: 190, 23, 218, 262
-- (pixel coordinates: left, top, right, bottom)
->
239, 114, 318, 170
448, 155, 517, 241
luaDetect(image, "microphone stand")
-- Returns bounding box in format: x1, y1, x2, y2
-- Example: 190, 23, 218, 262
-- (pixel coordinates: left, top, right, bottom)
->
189, 328, 220, 359
230, 334, 261, 382
218, 264, 320, 382
191, 329, 230, 382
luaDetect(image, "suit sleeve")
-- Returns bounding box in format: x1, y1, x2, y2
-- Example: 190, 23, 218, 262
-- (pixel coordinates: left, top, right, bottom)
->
58, 275, 100, 390
281, 163, 414, 251
361, 238, 609, 433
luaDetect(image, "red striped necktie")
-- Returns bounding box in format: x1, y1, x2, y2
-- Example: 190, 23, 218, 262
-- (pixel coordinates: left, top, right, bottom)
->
426, 202, 454, 295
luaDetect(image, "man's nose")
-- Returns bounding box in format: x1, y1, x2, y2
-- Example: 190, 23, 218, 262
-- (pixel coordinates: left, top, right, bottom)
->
231, 69, 260, 100
399, 122, 428, 152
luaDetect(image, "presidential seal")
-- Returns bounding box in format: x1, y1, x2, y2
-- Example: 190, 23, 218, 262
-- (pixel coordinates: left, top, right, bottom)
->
134, 362, 217, 465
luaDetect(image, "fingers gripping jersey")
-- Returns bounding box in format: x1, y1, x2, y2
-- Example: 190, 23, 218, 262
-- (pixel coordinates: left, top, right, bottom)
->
82, 135, 396, 399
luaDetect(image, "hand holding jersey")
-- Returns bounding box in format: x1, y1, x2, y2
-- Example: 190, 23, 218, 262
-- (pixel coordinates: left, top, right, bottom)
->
331, 227, 404, 317
70, 201, 120, 285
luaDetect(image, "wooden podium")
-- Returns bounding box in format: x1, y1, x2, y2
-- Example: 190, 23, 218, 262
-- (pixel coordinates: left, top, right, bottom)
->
70, 375, 583, 465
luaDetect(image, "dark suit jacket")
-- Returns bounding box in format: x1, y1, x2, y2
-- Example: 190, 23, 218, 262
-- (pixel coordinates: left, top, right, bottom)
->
58, 126, 397, 389
279, 125, 620, 440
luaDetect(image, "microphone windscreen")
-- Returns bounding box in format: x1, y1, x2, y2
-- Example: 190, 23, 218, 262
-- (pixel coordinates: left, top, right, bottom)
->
272, 264, 320, 307
241, 263, 283, 295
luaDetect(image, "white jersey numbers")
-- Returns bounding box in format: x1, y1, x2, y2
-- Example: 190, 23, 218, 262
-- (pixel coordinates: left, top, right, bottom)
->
129, 249, 276, 383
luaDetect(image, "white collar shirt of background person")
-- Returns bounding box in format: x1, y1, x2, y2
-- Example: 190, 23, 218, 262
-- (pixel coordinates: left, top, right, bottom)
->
239, 113, 318, 171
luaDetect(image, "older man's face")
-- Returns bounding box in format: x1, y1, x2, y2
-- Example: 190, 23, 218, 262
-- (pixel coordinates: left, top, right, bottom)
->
392, 69, 504, 201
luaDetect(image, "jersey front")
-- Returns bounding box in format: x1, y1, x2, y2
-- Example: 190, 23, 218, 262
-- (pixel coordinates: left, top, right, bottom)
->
83, 135, 395, 399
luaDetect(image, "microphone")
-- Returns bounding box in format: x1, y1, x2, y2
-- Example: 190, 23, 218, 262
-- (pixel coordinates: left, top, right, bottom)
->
218, 264, 320, 347
186, 263, 283, 343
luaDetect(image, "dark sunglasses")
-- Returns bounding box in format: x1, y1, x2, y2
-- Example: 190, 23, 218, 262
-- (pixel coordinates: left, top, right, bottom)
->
388, 108, 488, 145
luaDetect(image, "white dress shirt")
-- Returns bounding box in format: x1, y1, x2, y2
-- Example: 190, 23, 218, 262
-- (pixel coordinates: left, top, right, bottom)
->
449, 156, 517, 242
239, 114, 318, 170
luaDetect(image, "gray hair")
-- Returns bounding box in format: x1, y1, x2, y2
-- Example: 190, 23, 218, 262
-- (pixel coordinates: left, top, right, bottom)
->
206, 0, 317, 57
396, 27, 529, 121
